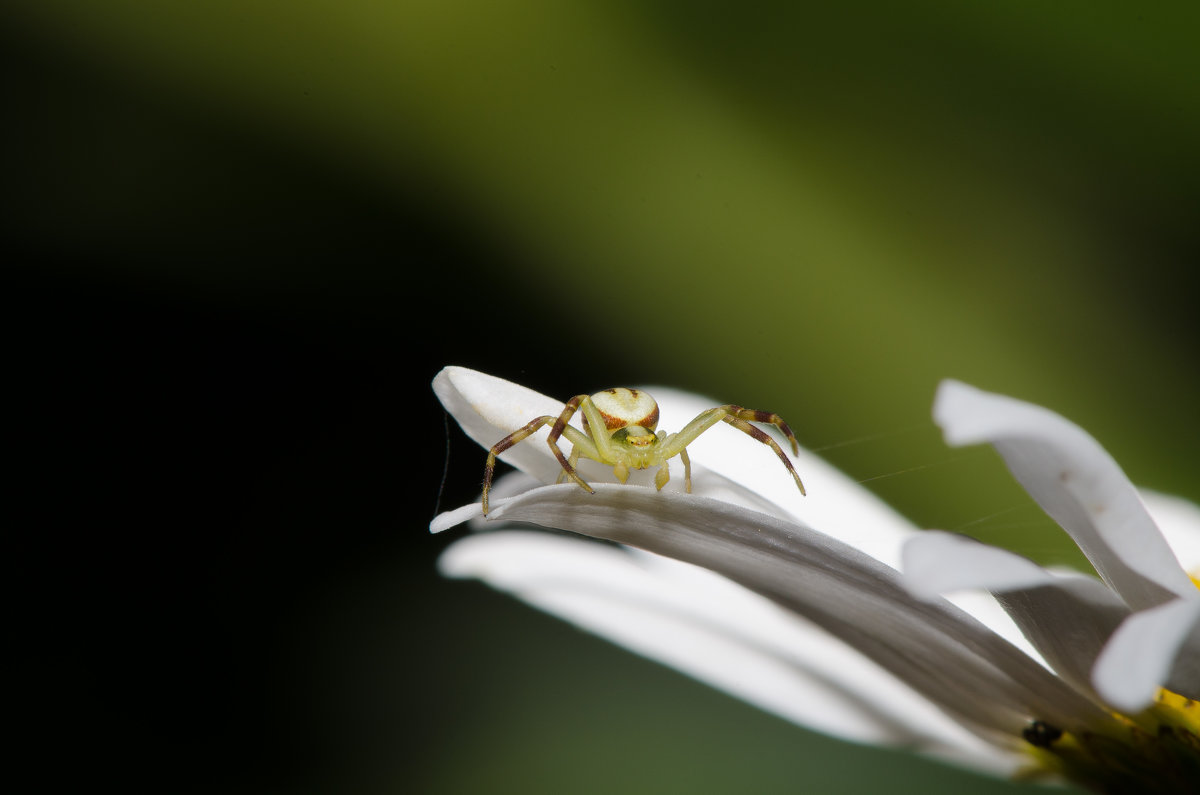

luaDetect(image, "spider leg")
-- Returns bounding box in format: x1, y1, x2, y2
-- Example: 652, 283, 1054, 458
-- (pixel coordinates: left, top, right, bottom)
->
723, 405, 800, 456
546, 395, 601, 495
721, 415, 806, 495
654, 430, 672, 491
484, 415, 555, 514
660, 405, 805, 496
556, 445, 581, 484
483, 411, 603, 514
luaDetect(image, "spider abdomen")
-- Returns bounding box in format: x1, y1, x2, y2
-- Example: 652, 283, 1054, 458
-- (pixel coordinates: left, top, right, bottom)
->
589, 388, 660, 431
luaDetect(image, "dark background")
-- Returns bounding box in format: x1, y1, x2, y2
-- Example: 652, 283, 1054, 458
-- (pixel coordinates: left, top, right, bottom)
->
6, 30, 727, 795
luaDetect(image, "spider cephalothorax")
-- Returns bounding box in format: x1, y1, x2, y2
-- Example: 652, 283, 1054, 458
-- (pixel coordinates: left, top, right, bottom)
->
482, 387, 806, 514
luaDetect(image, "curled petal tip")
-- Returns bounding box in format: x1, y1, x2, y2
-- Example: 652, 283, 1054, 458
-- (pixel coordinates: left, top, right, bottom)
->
430, 503, 480, 534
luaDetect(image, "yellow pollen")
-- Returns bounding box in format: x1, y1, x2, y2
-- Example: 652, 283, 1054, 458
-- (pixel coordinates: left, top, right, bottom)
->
1152, 689, 1200, 737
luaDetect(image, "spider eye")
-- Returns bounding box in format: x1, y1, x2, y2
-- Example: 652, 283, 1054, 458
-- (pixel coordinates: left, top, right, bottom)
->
591, 388, 660, 431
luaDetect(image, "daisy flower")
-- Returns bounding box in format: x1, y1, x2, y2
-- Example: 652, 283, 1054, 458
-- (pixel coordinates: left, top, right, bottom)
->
430, 367, 1199, 791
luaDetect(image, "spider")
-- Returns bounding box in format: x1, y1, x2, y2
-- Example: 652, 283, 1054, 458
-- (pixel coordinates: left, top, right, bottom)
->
482, 387, 806, 514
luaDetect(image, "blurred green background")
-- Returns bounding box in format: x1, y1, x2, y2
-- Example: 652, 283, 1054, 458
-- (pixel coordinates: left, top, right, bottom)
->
7, 2, 1198, 793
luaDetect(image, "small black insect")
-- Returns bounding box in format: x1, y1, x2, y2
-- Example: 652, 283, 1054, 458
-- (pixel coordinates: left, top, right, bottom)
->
1023, 719, 1064, 748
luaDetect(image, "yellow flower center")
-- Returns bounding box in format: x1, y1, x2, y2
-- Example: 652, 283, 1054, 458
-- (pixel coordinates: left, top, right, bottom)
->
1022, 691, 1199, 792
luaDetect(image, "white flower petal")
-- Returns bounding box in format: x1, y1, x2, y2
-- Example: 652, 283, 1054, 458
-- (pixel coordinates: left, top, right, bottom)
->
940, 590, 1047, 671
1091, 597, 1200, 712
647, 387, 920, 568
902, 531, 1058, 598
430, 467, 809, 536
433, 366, 570, 486
1166, 609, 1200, 699
994, 580, 1132, 701
430, 471, 548, 535
429, 502, 478, 534
434, 369, 1028, 651
933, 380, 1194, 608
903, 531, 1129, 696
899, 532, 1062, 664
434, 368, 921, 566
484, 483, 1106, 735
1140, 489, 1200, 577
440, 530, 1017, 773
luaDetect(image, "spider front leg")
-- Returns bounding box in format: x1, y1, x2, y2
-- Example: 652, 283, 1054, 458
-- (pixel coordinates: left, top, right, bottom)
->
483, 415, 555, 515
653, 431, 676, 490
546, 395, 606, 492
555, 445, 581, 485
483, 395, 612, 515
483, 408, 602, 514
660, 404, 806, 496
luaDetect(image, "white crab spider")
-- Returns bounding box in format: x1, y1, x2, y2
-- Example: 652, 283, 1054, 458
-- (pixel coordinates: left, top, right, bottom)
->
482, 387, 806, 514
